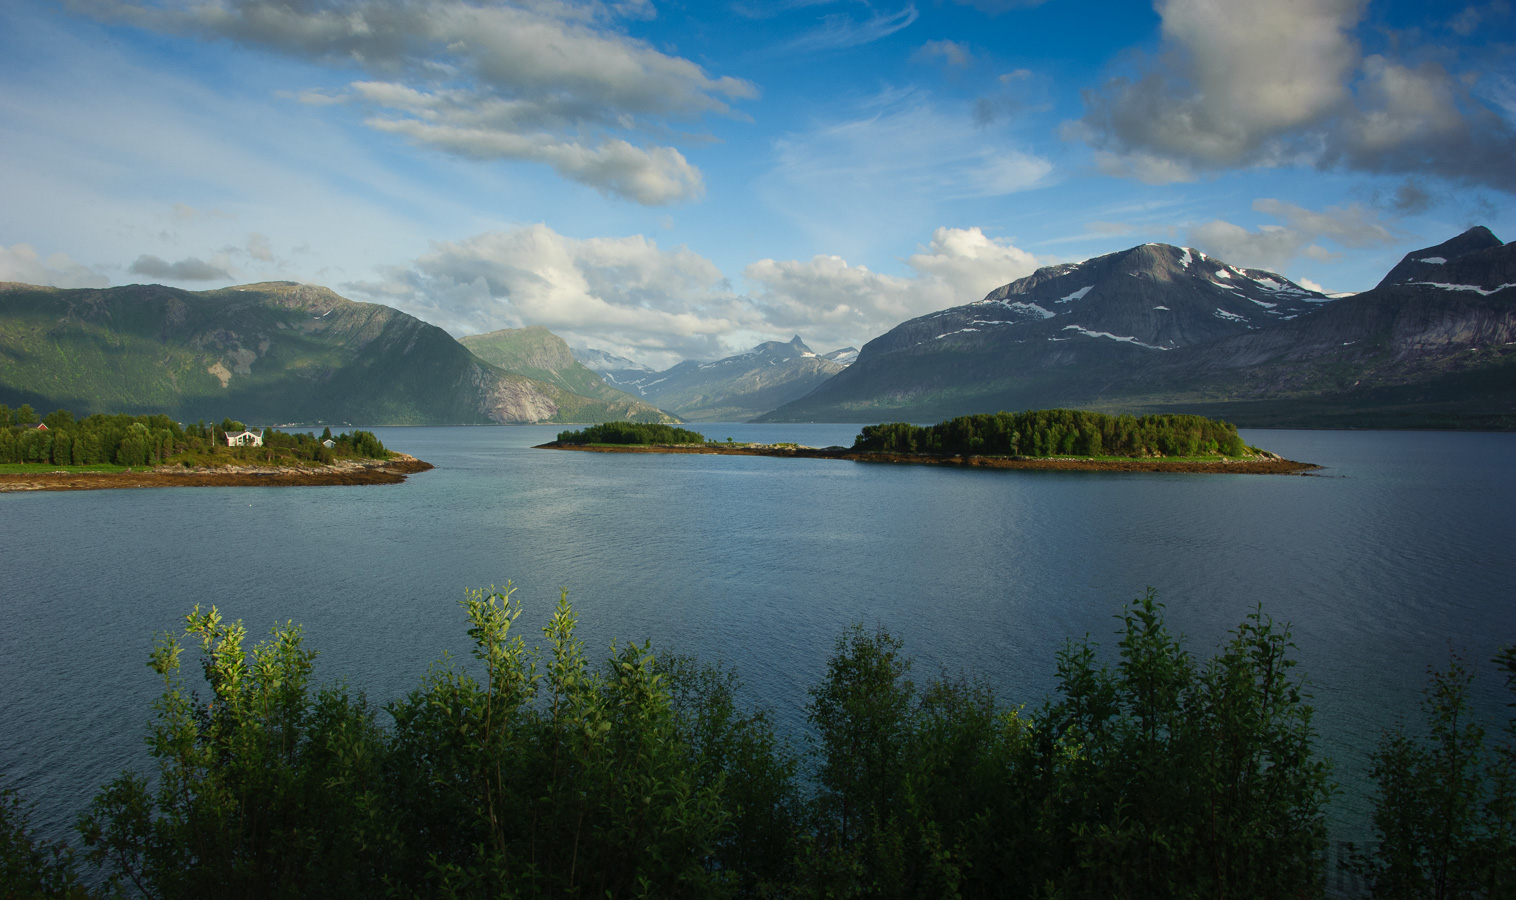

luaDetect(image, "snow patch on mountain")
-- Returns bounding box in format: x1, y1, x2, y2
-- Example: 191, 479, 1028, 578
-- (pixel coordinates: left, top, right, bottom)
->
1411, 281, 1516, 296
1061, 325, 1167, 350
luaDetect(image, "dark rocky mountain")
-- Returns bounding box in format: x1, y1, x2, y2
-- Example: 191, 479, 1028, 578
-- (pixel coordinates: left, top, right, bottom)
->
1375, 225, 1506, 288
580, 335, 850, 422
0, 281, 672, 425
760, 229, 1515, 428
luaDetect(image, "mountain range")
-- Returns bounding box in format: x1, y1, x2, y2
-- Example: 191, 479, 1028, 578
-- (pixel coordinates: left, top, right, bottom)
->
573, 336, 857, 422
759, 227, 1515, 429
2, 226, 1510, 429
0, 281, 671, 425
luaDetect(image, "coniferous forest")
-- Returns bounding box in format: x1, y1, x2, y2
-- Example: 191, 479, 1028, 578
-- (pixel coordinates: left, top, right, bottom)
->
852, 410, 1252, 458
2, 589, 1512, 899
0, 405, 389, 467
556, 422, 709, 445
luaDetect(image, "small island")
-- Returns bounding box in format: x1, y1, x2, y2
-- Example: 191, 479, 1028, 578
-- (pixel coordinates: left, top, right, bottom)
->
0, 405, 431, 492
538, 413, 1319, 475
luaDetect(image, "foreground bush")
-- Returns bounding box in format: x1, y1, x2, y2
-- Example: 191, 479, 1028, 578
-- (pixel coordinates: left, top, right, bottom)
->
22, 588, 1515, 897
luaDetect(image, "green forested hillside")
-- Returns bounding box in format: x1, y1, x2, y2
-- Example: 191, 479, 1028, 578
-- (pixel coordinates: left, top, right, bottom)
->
0, 282, 673, 425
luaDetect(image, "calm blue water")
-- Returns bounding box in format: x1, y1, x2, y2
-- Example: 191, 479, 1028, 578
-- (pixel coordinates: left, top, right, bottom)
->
2, 425, 1513, 855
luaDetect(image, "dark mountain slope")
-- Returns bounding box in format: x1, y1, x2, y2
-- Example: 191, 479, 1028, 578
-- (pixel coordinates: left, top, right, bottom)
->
760, 230, 1515, 428
759, 243, 1329, 422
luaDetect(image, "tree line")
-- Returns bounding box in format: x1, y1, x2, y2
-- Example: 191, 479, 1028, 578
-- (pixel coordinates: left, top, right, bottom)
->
3, 589, 1510, 899
853, 410, 1252, 458
557, 422, 708, 445
0, 405, 389, 466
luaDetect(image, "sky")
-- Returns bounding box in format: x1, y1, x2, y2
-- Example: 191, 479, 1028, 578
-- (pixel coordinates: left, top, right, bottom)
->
1, 0, 1512, 369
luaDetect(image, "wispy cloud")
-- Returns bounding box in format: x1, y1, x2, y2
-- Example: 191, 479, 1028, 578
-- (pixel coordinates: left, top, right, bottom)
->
761, 89, 1052, 258
782, 5, 919, 53
67, 0, 757, 204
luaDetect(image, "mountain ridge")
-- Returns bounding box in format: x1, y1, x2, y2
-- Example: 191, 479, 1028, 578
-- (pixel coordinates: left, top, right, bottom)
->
573, 335, 853, 422
758, 228, 1515, 428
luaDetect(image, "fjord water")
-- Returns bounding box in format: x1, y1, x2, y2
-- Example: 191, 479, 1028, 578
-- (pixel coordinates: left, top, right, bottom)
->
2, 425, 1513, 851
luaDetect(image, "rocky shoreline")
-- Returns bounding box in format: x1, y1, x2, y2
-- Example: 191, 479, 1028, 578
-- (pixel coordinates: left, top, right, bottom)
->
538, 443, 1320, 475
0, 454, 434, 492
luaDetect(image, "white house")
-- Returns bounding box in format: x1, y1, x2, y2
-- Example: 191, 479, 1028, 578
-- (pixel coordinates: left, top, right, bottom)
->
226, 429, 264, 447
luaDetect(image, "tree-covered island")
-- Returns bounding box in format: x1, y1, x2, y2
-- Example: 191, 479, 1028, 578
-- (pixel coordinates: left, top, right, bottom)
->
0, 404, 430, 491
545, 410, 1318, 474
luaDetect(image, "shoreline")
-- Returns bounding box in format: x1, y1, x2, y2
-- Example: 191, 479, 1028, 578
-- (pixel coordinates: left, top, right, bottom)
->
536, 443, 1321, 475
0, 454, 434, 492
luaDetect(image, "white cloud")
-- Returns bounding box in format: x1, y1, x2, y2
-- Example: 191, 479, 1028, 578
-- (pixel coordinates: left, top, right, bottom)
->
744, 226, 1042, 350
69, 0, 757, 204
344, 224, 754, 368
1079, 0, 1516, 193
344, 223, 1040, 367
0, 244, 109, 288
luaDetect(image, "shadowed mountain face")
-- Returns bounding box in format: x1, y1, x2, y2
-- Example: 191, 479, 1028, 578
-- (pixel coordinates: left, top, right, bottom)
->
0, 282, 668, 425
574, 336, 850, 422
759, 230, 1516, 429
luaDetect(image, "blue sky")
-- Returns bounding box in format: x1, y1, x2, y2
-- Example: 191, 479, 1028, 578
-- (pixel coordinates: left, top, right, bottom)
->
2, 0, 1512, 368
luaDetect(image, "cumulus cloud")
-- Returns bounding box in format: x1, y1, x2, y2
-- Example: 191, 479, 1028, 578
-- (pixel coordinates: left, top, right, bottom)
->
128, 254, 232, 281
1185, 199, 1398, 271
345, 223, 1040, 367
344, 224, 755, 368
745, 226, 1042, 350
70, 0, 756, 204
0, 244, 109, 288
1079, 0, 1516, 193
